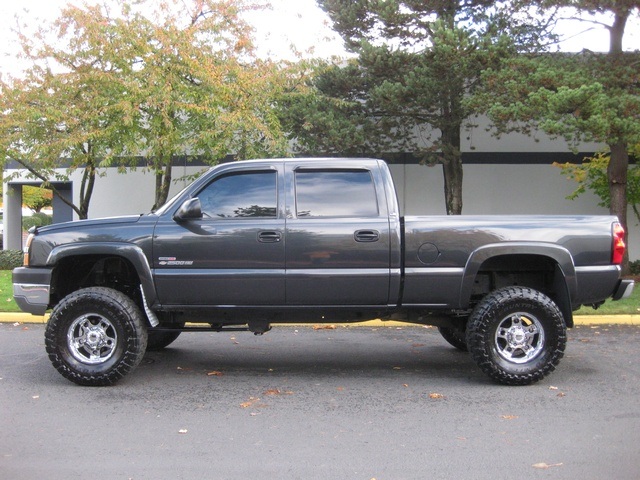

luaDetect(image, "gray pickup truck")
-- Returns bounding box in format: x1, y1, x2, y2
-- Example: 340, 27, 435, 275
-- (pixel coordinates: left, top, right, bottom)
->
13, 158, 634, 386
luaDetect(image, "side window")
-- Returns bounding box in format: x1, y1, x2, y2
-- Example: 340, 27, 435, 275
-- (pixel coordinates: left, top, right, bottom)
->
295, 169, 379, 217
197, 171, 277, 218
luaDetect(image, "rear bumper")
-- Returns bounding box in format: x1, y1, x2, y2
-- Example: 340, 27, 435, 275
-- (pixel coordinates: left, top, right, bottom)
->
613, 279, 635, 301
12, 267, 52, 315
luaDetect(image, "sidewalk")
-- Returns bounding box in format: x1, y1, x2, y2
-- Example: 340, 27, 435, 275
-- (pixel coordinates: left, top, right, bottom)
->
1, 312, 639, 326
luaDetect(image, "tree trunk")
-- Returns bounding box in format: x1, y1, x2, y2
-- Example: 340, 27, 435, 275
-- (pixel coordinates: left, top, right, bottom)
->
440, 124, 463, 215
608, 141, 630, 274
77, 163, 95, 220
152, 155, 173, 212
607, 8, 630, 274
609, 11, 628, 53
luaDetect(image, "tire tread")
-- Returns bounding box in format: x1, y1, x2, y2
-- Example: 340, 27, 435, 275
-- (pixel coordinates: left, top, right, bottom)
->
45, 287, 147, 386
466, 286, 566, 386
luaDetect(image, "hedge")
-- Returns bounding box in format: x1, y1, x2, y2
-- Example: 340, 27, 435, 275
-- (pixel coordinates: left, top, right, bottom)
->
0, 250, 24, 270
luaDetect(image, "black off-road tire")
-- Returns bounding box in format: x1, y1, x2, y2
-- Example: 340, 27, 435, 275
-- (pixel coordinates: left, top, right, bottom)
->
466, 286, 566, 386
147, 326, 183, 351
45, 287, 148, 386
438, 326, 468, 352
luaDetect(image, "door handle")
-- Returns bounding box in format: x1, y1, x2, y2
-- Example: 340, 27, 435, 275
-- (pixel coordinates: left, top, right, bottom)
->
354, 230, 379, 242
258, 231, 281, 243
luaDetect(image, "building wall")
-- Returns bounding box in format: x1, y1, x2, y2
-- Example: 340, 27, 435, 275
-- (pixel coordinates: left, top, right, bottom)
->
461, 116, 605, 153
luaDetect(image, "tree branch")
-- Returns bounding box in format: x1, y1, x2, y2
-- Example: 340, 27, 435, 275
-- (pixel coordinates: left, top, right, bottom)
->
11, 157, 82, 217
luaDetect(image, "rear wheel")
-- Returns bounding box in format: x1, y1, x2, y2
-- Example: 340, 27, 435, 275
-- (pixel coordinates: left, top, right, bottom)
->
45, 287, 148, 386
438, 326, 468, 351
466, 286, 566, 386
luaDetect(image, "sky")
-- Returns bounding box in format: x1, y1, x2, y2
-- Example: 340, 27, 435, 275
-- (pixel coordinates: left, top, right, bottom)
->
0, 0, 638, 78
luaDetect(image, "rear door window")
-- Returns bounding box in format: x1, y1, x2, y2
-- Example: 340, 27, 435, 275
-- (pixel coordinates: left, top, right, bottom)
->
294, 170, 379, 217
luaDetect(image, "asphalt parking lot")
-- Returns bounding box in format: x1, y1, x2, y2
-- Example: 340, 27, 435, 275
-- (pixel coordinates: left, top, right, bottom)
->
1, 322, 639, 479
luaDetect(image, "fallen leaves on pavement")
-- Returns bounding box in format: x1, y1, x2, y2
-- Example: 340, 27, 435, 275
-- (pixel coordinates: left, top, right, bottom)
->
264, 388, 294, 396
532, 463, 563, 469
240, 397, 261, 408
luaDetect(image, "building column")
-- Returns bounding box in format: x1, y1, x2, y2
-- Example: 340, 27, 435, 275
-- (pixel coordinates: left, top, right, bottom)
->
4, 184, 23, 251
52, 184, 73, 223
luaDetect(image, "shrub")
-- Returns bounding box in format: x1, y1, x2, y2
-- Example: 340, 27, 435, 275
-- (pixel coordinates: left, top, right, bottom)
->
630, 260, 640, 276
0, 250, 24, 270
22, 212, 52, 231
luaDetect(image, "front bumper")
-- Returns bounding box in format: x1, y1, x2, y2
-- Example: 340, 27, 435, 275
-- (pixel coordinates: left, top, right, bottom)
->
12, 267, 52, 315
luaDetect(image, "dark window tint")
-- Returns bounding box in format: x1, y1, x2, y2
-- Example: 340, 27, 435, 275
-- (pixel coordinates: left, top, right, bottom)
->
198, 171, 277, 218
295, 170, 378, 217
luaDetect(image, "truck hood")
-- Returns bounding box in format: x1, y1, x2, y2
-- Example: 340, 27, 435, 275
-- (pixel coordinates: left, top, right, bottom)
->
34, 214, 144, 233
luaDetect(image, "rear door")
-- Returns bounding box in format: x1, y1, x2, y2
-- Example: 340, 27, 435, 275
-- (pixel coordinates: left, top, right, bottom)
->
153, 163, 285, 306
284, 161, 392, 305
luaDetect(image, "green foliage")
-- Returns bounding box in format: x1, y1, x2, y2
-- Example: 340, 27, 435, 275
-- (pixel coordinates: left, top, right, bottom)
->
22, 186, 53, 213
0, 251, 24, 270
555, 152, 640, 225
22, 212, 53, 231
1, 0, 290, 216
479, 53, 640, 145
287, 0, 555, 214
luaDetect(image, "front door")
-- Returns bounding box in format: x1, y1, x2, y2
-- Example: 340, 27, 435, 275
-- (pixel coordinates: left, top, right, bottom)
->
153, 167, 285, 306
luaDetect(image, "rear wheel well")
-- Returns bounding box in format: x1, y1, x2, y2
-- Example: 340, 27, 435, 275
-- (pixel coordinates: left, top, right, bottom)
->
50, 255, 142, 307
470, 254, 572, 327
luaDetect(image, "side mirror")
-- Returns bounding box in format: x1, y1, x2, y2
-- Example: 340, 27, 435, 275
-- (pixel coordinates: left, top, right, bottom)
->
173, 198, 203, 221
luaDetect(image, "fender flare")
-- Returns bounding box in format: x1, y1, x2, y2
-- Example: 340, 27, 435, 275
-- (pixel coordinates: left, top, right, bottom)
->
460, 242, 577, 326
46, 242, 157, 308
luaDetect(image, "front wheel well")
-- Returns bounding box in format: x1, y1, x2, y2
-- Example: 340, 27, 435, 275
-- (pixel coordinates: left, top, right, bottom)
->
50, 255, 142, 307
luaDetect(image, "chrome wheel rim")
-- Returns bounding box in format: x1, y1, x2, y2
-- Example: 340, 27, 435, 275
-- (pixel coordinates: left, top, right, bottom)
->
67, 314, 118, 365
494, 312, 545, 364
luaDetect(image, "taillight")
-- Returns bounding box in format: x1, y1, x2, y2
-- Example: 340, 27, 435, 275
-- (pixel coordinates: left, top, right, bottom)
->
612, 223, 626, 265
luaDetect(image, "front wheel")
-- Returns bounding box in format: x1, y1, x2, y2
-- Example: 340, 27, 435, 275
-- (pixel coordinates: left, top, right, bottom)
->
147, 324, 184, 351
45, 287, 148, 386
466, 286, 566, 386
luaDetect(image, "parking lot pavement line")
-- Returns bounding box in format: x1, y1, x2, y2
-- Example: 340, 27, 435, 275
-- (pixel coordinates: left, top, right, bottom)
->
0, 312, 638, 326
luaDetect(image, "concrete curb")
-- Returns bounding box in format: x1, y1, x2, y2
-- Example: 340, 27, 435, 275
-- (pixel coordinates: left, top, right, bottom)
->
1, 312, 639, 326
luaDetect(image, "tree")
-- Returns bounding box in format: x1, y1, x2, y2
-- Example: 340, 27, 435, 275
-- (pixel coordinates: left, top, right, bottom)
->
0, 0, 289, 217
109, 0, 289, 210
555, 149, 640, 225
0, 13, 137, 219
478, 1, 640, 271
277, 59, 398, 157
22, 185, 53, 213
282, 1, 553, 214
